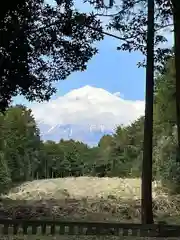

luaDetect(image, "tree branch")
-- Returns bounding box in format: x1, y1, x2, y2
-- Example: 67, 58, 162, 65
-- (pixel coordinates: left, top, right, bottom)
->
155, 23, 173, 32
84, 24, 134, 41
94, 12, 120, 17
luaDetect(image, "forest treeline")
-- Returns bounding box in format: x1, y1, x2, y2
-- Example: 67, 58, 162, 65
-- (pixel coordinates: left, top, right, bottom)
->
0, 58, 178, 194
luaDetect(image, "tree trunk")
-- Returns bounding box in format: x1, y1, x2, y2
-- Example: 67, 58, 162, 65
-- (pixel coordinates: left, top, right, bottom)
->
141, 0, 154, 224
172, 0, 180, 159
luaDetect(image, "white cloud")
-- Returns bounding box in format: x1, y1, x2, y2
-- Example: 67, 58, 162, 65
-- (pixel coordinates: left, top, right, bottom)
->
30, 85, 145, 136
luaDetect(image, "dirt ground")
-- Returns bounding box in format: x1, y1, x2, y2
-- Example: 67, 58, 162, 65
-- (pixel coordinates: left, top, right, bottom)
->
0, 177, 180, 239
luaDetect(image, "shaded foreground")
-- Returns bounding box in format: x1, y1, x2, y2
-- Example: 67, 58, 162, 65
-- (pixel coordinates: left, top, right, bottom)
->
1, 217, 180, 240
0, 177, 180, 239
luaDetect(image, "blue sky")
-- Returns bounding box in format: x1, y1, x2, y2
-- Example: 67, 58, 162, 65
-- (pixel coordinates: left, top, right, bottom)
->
54, 38, 146, 100
13, 1, 147, 106
14, 36, 146, 105
13, 0, 173, 110
12, 1, 174, 145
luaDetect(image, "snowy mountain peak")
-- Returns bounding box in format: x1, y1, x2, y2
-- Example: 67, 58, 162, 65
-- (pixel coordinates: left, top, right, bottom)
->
65, 85, 119, 103
31, 85, 145, 145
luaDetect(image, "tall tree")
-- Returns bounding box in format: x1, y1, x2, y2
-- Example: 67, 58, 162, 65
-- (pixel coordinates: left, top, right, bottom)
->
141, 0, 154, 224
0, 0, 103, 111
154, 58, 176, 137
88, 0, 172, 69
88, 0, 156, 223
153, 58, 180, 193
88, 0, 180, 182
171, 1, 180, 161
3, 105, 41, 182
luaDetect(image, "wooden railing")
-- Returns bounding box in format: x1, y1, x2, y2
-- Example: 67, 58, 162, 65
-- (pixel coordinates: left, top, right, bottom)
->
0, 219, 180, 237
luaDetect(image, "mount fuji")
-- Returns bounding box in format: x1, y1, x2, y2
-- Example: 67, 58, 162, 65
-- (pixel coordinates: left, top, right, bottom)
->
31, 85, 145, 146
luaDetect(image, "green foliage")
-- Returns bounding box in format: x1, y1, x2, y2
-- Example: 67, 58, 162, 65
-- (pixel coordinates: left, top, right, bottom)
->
0, 57, 178, 195
2, 106, 40, 182
152, 126, 180, 193
154, 58, 176, 138
0, 0, 103, 111
152, 59, 180, 193
0, 152, 11, 193
88, 0, 173, 71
